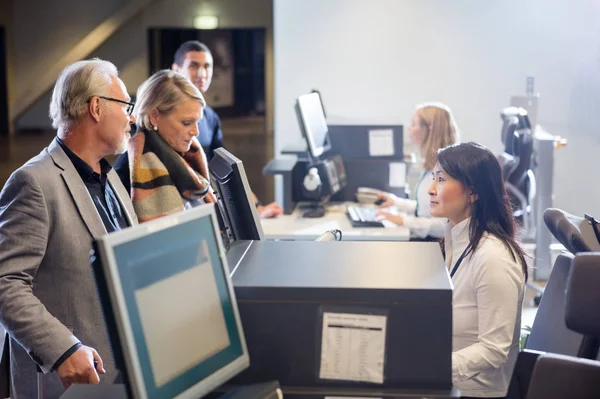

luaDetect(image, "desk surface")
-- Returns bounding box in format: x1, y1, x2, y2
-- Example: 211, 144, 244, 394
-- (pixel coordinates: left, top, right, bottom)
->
260, 203, 410, 241
60, 384, 460, 398
233, 240, 448, 291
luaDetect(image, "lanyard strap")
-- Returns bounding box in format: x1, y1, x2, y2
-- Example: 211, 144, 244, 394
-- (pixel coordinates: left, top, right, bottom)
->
450, 247, 469, 278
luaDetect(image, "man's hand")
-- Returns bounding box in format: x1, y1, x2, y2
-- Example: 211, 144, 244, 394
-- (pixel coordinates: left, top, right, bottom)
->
204, 190, 217, 204
257, 202, 283, 219
57, 346, 105, 389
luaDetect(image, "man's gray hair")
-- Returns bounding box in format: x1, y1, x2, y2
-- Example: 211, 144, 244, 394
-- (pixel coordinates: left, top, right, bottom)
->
49, 59, 118, 130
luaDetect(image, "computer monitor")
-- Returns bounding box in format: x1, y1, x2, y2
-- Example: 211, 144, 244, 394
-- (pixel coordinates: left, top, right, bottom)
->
92, 204, 249, 399
311, 89, 327, 117
209, 148, 264, 246
295, 92, 331, 159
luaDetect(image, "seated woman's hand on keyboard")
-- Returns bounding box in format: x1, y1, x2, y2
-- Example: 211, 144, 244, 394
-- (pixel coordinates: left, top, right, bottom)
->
376, 210, 404, 226
376, 193, 398, 207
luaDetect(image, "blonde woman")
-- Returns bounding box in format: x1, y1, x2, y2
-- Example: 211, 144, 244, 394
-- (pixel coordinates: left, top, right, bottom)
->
377, 103, 458, 238
113, 69, 216, 223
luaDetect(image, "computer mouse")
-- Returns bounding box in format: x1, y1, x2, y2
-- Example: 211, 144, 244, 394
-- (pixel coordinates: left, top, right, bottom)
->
374, 198, 385, 206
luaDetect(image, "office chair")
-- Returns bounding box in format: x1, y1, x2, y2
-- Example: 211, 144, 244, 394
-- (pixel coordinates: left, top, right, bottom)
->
531, 208, 600, 308
564, 253, 600, 350
543, 208, 600, 254
497, 107, 536, 239
524, 253, 600, 399
506, 252, 600, 399
524, 253, 597, 357
568, 251, 600, 365
525, 353, 600, 399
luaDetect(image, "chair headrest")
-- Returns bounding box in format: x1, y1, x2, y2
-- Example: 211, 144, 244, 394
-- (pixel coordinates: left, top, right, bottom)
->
543, 208, 600, 254
566, 253, 600, 337
501, 107, 532, 149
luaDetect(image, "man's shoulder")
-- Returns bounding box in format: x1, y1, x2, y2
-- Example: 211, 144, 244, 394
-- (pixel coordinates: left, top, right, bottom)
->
12, 148, 55, 179
0, 148, 60, 211
4, 145, 64, 194
202, 105, 221, 122
203, 105, 216, 115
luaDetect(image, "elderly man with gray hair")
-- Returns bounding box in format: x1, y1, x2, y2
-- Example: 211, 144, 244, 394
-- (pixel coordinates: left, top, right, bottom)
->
0, 59, 138, 398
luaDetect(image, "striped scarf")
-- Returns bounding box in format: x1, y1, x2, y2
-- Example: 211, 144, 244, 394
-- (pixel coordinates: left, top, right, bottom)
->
129, 129, 210, 223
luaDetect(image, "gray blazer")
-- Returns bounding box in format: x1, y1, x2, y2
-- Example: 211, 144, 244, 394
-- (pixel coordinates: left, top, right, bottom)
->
0, 138, 138, 398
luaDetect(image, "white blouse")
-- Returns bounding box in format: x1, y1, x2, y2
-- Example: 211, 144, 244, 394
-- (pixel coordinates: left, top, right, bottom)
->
445, 218, 525, 398
391, 170, 446, 238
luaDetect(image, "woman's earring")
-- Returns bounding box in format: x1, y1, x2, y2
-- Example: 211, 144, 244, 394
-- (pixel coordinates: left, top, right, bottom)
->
152, 125, 158, 131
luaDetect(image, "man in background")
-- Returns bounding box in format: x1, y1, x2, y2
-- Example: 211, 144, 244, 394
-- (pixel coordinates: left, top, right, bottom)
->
172, 40, 282, 218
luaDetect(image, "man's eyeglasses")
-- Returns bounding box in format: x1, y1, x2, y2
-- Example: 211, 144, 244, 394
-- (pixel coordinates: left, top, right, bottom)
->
90, 96, 135, 115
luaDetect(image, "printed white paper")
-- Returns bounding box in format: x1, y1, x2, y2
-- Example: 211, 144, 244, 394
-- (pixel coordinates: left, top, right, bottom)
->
369, 129, 395, 157
319, 312, 387, 384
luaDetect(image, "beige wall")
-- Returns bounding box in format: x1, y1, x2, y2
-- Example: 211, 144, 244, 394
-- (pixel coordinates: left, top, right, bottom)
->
274, 0, 600, 217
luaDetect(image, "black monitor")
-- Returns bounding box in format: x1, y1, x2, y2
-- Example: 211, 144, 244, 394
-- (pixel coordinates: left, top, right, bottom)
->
92, 204, 250, 399
295, 92, 331, 159
209, 148, 264, 247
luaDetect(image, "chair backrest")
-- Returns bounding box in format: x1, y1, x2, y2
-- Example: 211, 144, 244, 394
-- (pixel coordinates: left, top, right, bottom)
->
566, 253, 600, 341
506, 128, 533, 189
543, 208, 600, 254
499, 107, 534, 204
526, 353, 600, 399
497, 152, 517, 182
501, 107, 531, 155
526, 254, 600, 398
508, 252, 600, 399
525, 252, 596, 358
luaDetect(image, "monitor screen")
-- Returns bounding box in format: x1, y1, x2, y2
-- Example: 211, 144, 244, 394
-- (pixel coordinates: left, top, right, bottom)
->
92, 205, 249, 399
295, 92, 331, 158
209, 148, 264, 245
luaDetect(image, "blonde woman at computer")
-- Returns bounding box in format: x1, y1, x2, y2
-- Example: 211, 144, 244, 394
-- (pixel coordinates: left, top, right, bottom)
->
377, 102, 458, 239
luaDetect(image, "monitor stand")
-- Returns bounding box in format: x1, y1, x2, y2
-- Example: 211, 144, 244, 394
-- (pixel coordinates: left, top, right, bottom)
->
216, 381, 282, 398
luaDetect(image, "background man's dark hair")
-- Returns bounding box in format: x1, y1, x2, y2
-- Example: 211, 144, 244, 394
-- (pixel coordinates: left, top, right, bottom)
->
173, 41, 212, 66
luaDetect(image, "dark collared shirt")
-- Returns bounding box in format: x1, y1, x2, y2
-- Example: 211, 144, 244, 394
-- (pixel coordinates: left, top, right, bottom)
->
57, 138, 129, 233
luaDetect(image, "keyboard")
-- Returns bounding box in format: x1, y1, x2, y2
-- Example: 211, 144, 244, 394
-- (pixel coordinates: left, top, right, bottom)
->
346, 206, 385, 228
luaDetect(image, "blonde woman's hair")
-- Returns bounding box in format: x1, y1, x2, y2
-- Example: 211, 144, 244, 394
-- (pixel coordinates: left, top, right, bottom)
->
134, 69, 206, 131
415, 102, 459, 170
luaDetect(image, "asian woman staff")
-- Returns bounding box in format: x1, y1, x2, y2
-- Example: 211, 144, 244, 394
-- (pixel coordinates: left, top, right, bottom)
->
429, 142, 527, 399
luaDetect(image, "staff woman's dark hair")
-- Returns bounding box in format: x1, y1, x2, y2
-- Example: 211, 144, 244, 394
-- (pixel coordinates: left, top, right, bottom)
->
437, 142, 528, 281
